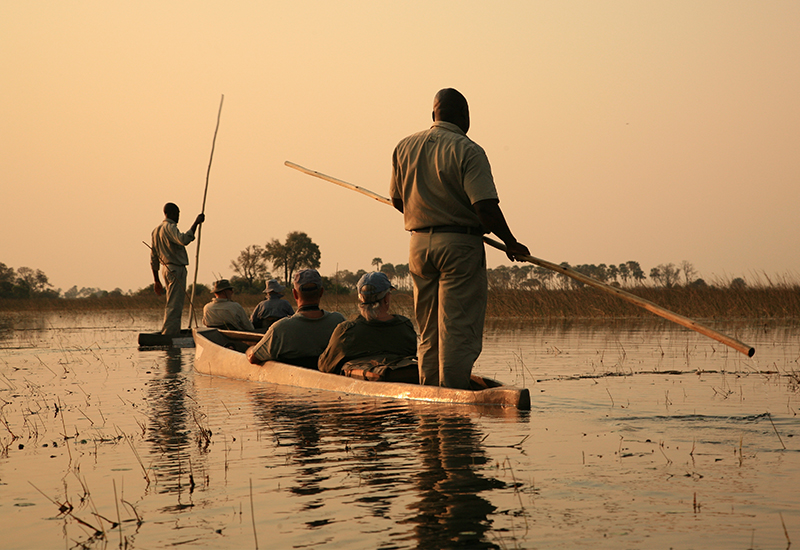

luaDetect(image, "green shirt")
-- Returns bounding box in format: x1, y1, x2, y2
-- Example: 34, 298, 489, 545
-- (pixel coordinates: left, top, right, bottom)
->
249, 310, 345, 367
318, 314, 417, 374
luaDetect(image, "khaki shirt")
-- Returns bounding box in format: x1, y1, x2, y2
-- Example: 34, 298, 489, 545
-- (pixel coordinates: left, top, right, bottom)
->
390, 121, 499, 231
202, 298, 255, 332
150, 218, 195, 271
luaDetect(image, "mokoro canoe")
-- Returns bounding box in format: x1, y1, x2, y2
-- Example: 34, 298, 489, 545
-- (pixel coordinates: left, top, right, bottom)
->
193, 328, 531, 410
138, 329, 195, 348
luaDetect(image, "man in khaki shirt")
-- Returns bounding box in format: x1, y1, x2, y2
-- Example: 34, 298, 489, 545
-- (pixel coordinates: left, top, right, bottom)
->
202, 279, 255, 332
150, 202, 205, 335
390, 88, 529, 389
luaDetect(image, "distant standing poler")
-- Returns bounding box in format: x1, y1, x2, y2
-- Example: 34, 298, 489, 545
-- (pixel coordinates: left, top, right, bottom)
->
389, 88, 530, 389
150, 202, 205, 335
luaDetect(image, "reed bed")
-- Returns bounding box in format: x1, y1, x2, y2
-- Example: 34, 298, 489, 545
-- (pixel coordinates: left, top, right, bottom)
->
2, 284, 799, 320
487, 285, 800, 320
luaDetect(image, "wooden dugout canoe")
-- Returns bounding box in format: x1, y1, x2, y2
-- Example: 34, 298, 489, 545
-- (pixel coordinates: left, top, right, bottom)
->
193, 328, 531, 411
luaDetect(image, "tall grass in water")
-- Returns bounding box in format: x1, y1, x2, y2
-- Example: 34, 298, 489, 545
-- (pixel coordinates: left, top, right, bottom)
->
487, 283, 800, 319
2, 281, 799, 319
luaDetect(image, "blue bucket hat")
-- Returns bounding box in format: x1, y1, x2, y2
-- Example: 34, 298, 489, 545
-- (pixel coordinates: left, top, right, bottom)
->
357, 272, 394, 304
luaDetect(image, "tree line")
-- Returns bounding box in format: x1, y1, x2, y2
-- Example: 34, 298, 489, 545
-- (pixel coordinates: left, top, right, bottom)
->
2, 233, 751, 300
484, 260, 732, 291
0, 263, 59, 299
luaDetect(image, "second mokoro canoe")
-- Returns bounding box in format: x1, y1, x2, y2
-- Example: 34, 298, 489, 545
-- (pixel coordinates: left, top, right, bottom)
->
138, 329, 195, 348
193, 328, 531, 410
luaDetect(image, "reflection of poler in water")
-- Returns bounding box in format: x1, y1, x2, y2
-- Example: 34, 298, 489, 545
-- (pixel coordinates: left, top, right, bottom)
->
317, 271, 417, 379
146, 347, 194, 492
247, 387, 506, 549
149, 202, 205, 335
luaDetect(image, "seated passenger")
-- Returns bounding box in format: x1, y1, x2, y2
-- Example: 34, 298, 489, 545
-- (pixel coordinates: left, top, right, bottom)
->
250, 279, 294, 331
202, 279, 255, 332
318, 272, 417, 381
246, 269, 345, 368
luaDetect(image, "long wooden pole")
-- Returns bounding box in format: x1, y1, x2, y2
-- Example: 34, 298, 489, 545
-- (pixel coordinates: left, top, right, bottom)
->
284, 160, 755, 357
188, 94, 224, 328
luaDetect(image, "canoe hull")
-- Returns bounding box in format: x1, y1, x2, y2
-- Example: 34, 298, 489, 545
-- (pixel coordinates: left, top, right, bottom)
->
193, 328, 530, 410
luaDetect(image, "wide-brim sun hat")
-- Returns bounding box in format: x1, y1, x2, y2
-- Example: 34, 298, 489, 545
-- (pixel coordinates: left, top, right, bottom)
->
266, 279, 285, 295
212, 279, 234, 293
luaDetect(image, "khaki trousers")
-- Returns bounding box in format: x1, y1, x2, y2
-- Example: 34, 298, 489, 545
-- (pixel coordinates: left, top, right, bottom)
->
409, 232, 487, 389
161, 264, 187, 335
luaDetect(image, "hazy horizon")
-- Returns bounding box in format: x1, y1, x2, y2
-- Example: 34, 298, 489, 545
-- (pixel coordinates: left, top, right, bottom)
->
3, 2, 798, 293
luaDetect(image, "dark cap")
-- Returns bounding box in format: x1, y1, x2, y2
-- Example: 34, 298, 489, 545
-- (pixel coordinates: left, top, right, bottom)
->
293, 269, 322, 291
357, 271, 394, 304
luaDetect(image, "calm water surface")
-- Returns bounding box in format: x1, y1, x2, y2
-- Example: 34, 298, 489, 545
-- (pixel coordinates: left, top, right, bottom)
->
1, 310, 798, 549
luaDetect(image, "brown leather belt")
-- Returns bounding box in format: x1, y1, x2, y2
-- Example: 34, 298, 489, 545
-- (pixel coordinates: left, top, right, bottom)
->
413, 226, 484, 236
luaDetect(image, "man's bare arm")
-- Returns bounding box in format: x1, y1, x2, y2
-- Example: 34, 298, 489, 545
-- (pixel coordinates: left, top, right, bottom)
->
473, 199, 530, 261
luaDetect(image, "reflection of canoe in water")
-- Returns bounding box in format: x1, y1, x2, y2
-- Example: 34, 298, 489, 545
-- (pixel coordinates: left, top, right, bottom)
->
138, 329, 195, 348
193, 328, 531, 411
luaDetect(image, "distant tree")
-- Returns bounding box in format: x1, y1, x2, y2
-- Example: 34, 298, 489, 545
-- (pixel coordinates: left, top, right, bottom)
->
394, 264, 410, 290
229, 276, 263, 295
0, 263, 15, 285
380, 262, 396, 281
16, 267, 52, 294
574, 264, 607, 283
617, 263, 630, 285
332, 269, 359, 290
0, 264, 56, 298
321, 275, 351, 295
509, 265, 534, 289
689, 278, 708, 289
187, 283, 210, 296
263, 231, 321, 283
650, 263, 680, 288
487, 266, 512, 290
680, 260, 697, 286
371, 257, 383, 271
626, 261, 646, 284
76, 287, 104, 298
230, 245, 270, 288
730, 277, 747, 290
556, 262, 577, 289
606, 264, 619, 284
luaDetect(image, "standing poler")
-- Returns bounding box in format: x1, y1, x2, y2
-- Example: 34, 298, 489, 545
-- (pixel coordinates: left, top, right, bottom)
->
390, 88, 529, 389
150, 202, 205, 335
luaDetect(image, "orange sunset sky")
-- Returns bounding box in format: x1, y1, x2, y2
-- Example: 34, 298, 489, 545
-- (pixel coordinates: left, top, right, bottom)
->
2, 1, 798, 293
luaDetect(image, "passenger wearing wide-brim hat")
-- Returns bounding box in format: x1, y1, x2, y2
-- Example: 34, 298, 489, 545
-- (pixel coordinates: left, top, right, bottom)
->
318, 272, 417, 378
266, 279, 285, 295
202, 278, 255, 332
250, 279, 294, 331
